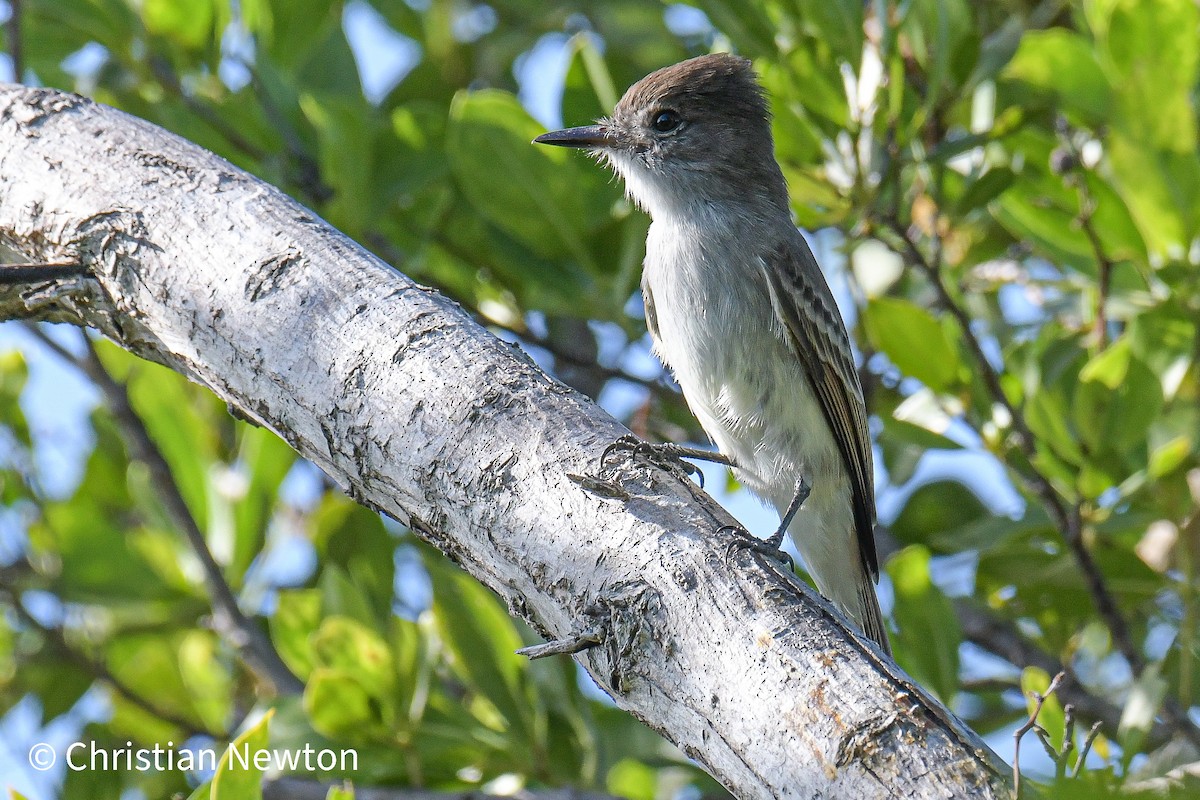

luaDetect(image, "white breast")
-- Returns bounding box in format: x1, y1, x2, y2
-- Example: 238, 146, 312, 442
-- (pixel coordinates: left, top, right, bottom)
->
641, 218, 843, 502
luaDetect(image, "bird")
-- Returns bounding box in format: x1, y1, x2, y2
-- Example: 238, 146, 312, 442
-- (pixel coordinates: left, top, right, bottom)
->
534, 53, 889, 654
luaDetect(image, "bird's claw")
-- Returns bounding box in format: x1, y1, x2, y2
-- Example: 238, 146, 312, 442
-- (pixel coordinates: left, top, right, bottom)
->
720, 524, 794, 570
600, 435, 706, 487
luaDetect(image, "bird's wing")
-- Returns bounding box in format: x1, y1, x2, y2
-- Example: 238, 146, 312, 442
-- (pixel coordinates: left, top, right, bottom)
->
641, 275, 661, 343
758, 234, 879, 580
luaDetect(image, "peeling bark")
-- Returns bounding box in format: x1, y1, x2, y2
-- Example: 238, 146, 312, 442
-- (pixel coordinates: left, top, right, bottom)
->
0, 84, 1012, 799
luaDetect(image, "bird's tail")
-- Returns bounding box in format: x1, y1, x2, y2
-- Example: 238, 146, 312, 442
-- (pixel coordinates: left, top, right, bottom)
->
850, 569, 891, 656
804, 543, 891, 656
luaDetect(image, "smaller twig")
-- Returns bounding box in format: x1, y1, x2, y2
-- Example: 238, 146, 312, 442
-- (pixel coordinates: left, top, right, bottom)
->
1052, 119, 1116, 349
1031, 724, 1057, 760
516, 628, 603, 660
1013, 670, 1066, 798
567, 473, 631, 501
2, 582, 223, 738
953, 600, 1199, 749
0, 262, 87, 283
1074, 721, 1103, 775
23, 324, 304, 696
1058, 704, 1076, 781
887, 220, 1142, 671
79, 339, 304, 695
148, 55, 268, 163
263, 777, 623, 800
6, 0, 23, 80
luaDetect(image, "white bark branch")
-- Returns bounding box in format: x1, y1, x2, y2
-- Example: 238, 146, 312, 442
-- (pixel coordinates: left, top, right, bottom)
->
0, 85, 1011, 799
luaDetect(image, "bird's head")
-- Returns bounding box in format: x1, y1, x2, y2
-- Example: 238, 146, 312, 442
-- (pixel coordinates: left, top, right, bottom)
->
534, 53, 788, 221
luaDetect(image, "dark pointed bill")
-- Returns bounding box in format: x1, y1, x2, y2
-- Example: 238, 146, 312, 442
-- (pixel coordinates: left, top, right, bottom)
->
533, 125, 615, 148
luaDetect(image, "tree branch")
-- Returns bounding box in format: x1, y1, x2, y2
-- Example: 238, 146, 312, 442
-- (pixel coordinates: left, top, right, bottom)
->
1052, 123, 1116, 350
0, 84, 1013, 798
1012, 670, 1064, 798
5, 0, 22, 80
262, 778, 622, 800
0, 579, 225, 738
887, 220, 1141, 672
955, 601, 1187, 749
887, 225, 1200, 747
0, 262, 87, 282
21, 323, 304, 696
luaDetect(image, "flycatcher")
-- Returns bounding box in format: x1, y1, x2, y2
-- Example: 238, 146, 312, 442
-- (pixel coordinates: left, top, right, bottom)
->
535, 53, 889, 654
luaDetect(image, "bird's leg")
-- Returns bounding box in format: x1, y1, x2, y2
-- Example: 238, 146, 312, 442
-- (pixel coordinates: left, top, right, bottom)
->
600, 435, 733, 488
767, 475, 810, 549
721, 475, 810, 568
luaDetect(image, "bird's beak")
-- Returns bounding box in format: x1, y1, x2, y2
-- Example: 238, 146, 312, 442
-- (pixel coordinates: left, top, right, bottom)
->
533, 125, 617, 149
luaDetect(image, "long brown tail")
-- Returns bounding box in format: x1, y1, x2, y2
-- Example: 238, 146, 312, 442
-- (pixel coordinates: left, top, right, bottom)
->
806, 551, 891, 655
853, 571, 891, 656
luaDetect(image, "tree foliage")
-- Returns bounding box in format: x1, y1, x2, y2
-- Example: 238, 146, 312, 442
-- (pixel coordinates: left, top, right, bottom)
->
1, 0, 1199, 797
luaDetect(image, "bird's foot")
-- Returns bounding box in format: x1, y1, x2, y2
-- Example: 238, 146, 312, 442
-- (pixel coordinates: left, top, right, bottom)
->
599, 435, 732, 488
720, 524, 794, 570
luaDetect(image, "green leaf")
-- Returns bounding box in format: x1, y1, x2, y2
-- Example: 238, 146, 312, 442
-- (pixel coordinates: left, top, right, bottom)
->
423, 545, 531, 741
1118, 663, 1167, 765
992, 144, 1094, 268
1073, 338, 1163, 460
244, 0, 339, 70
106, 633, 199, 732
1148, 436, 1190, 479
607, 758, 658, 800
562, 34, 617, 126
901, 0, 978, 107
23, 660, 93, 721
953, 167, 1015, 216
225, 424, 295, 581
1022, 335, 1089, 466
304, 669, 379, 738
887, 546, 961, 701
878, 403, 962, 486
310, 616, 395, 703
98, 340, 222, 537
446, 89, 617, 271
1091, 0, 1199, 152
141, 0, 215, 50
1002, 29, 1110, 124
795, 0, 864, 67
684, 1, 776, 54
380, 103, 451, 202
891, 480, 988, 551
1106, 133, 1200, 259
210, 711, 272, 800
299, 92, 380, 234
864, 298, 961, 391
1128, 302, 1196, 402
271, 589, 323, 679
30, 415, 178, 602
1080, 172, 1147, 263
319, 566, 380, 631
178, 631, 233, 733
1091, 0, 1200, 256
315, 500, 396, 623
0, 350, 30, 447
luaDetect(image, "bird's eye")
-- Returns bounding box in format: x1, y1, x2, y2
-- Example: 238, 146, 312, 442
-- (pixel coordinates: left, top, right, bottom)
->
651, 110, 682, 133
